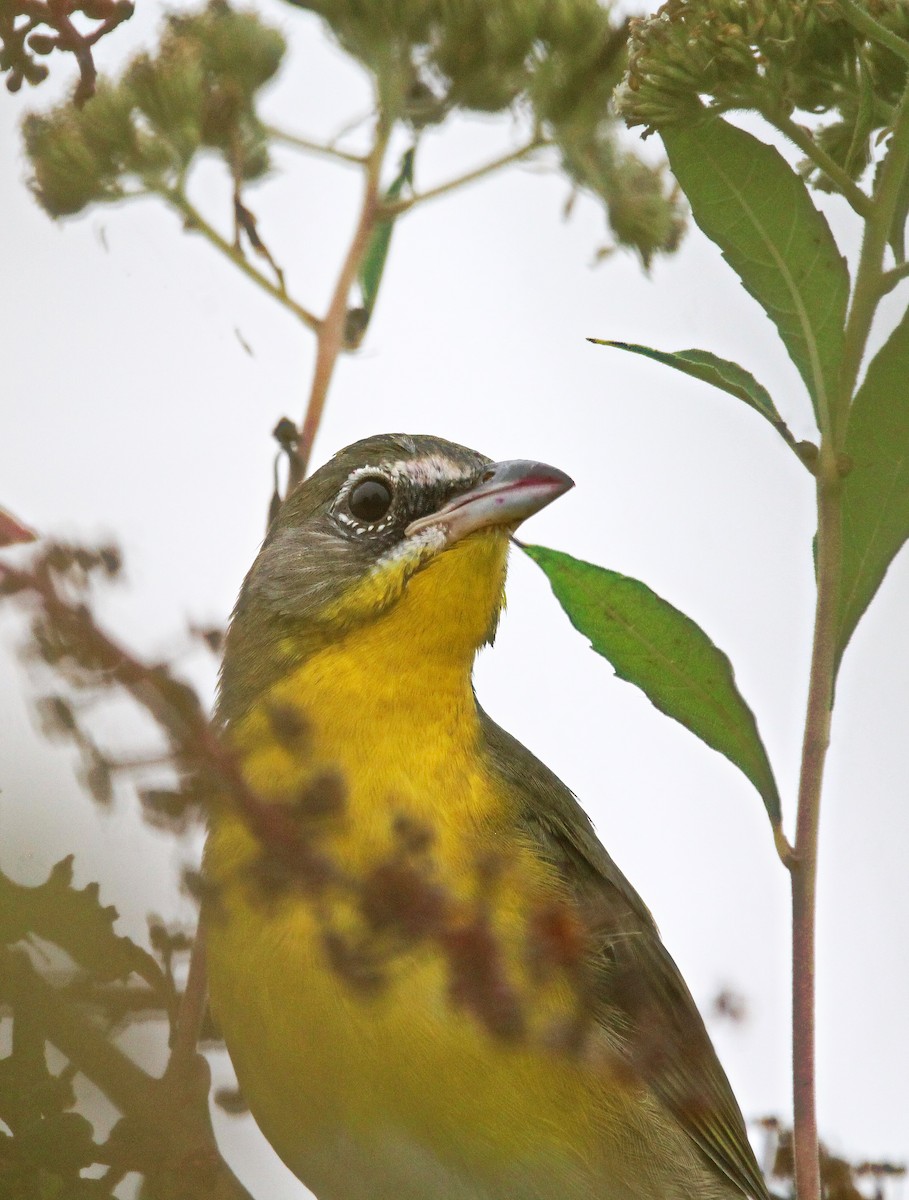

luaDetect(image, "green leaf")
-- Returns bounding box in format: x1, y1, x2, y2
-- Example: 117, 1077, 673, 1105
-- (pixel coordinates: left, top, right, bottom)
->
662, 117, 849, 426
358, 146, 415, 323
0, 858, 165, 992
523, 544, 781, 827
836, 305, 909, 663
590, 339, 797, 449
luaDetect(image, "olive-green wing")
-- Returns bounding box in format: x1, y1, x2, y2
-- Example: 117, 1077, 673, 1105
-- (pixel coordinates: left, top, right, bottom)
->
481, 715, 770, 1200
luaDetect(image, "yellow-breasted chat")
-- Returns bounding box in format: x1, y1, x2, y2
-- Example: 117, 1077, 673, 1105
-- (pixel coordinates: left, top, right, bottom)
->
205, 433, 768, 1200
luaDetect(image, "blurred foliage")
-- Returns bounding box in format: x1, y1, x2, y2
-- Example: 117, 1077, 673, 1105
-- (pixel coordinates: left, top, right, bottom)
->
617, 0, 909, 192
23, 2, 284, 216
0, 544, 254, 1199
758, 1118, 908, 1200
290, 0, 685, 261
1, 0, 133, 105
0, 856, 170, 1199
22, 0, 684, 267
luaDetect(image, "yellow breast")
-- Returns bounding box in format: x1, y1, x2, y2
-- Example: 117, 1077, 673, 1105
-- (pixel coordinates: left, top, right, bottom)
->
205, 536, 689, 1199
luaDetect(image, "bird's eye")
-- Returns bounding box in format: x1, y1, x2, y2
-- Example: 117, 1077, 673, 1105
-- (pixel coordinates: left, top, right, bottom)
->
348, 477, 393, 524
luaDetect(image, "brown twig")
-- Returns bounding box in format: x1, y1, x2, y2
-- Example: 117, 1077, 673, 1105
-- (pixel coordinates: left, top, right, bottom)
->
288, 115, 393, 489
164, 188, 319, 334
1, 0, 134, 104
166, 924, 208, 1075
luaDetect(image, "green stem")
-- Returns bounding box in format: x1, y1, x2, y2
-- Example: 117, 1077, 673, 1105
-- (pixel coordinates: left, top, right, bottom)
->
289, 115, 393, 488
878, 259, 909, 295
838, 86, 909, 437
788, 75, 909, 1200
763, 107, 872, 219
265, 124, 368, 166
383, 137, 548, 217
162, 189, 321, 335
789, 457, 842, 1200
834, 0, 909, 66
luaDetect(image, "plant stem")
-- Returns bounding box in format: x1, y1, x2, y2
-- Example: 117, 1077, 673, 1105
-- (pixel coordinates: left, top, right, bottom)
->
789, 455, 842, 1200
788, 76, 909, 1200
163, 189, 322, 335
763, 108, 872, 219
266, 124, 368, 166
289, 115, 392, 488
838, 86, 909, 433
166, 924, 208, 1076
834, 0, 909, 66
878, 259, 909, 295
383, 137, 547, 217
1, 945, 158, 1121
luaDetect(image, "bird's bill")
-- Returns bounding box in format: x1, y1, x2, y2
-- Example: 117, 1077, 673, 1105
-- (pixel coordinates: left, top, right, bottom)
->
404, 459, 574, 545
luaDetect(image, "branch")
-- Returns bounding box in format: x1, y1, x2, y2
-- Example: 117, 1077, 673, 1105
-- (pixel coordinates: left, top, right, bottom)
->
788, 459, 843, 1200
1, 0, 134, 105
876, 258, 909, 296
838, 84, 909, 435
289, 115, 393, 488
834, 0, 909, 66
1, 945, 158, 1121
165, 924, 208, 1078
787, 76, 909, 1200
762, 107, 872, 219
383, 137, 548, 217
162, 188, 321, 335
265, 124, 367, 166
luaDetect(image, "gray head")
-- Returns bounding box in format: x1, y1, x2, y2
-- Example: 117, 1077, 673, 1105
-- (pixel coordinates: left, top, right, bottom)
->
218, 433, 572, 721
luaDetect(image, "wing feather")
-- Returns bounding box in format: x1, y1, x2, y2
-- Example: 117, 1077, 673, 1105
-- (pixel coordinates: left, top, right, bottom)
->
482, 715, 770, 1200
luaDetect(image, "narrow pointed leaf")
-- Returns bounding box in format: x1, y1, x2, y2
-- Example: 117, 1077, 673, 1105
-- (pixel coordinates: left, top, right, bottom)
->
836, 304, 909, 664
662, 118, 849, 425
523, 544, 781, 827
591, 339, 797, 449
358, 146, 415, 322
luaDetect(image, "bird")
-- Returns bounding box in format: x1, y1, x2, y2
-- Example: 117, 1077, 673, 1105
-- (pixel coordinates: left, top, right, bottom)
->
204, 432, 770, 1200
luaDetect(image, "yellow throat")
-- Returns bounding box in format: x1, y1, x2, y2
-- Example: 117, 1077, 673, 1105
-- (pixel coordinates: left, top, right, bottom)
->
222, 530, 513, 855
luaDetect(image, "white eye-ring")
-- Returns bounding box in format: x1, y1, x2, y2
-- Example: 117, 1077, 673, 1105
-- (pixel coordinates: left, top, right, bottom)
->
334, 468, 395, 534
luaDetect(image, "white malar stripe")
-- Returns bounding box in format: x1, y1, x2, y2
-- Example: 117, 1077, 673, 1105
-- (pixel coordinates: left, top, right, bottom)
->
373, 524, 447, 574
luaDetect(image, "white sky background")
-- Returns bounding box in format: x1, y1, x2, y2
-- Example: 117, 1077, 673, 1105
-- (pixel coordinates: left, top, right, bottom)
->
2, 3, 908, 1197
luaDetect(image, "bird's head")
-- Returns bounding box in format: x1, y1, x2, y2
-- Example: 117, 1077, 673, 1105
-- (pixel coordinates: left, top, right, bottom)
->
220, 434, 572, 717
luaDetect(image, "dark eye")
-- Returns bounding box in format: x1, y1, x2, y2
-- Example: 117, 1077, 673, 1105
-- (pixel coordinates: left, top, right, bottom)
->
348, 477, 393, 524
